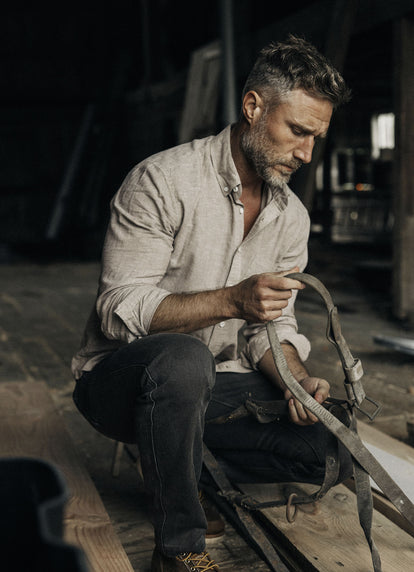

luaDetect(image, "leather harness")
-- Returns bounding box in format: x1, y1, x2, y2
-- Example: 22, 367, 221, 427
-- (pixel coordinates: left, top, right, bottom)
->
203, 272, 414, 572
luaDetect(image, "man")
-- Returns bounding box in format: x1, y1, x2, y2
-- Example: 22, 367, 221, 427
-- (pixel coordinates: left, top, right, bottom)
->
72, 36, 351, 571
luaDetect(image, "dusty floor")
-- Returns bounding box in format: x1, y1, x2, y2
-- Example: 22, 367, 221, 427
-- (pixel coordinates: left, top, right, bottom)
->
0, 235, 413, 570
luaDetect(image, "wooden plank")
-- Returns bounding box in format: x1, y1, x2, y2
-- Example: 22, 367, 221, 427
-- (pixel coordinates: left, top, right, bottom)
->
345, 478, 414, 539
240, 481, 414, 571
178, 41, 221, 144
0, 381, 133, 572
351, 420, 414, 537
358, 420, 414, 478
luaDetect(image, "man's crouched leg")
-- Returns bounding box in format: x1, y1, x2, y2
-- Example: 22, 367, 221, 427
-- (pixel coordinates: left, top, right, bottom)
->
73, 333, 218, 561
203, 370, 353, 486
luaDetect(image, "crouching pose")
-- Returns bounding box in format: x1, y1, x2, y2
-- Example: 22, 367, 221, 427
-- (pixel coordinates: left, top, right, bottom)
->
72, 35, 352, 571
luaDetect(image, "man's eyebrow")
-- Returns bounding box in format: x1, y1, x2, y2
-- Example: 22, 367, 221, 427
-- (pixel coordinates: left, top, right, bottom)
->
290, 122, 328, 139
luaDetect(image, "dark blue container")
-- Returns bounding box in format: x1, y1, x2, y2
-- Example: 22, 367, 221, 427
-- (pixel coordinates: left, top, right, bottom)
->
0, 457, 88, 571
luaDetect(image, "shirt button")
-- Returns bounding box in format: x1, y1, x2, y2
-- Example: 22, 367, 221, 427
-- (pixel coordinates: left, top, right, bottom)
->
219, 321, 226, 328
224, 186, 229, 192
239, 206, 244, 214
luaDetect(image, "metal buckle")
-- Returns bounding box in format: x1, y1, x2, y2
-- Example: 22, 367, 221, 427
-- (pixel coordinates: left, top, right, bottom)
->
354, 395, 382, 422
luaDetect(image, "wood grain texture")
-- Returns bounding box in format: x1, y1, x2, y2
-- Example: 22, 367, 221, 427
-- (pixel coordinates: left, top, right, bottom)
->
358, 421, 414, 465
240, 481, 414, 571
0, 381, 134, 572
1, 260, 414, 570
349, 421, 414, 537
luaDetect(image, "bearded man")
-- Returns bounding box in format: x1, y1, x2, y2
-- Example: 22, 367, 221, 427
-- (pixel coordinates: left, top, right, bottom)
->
72, 35, 351, 571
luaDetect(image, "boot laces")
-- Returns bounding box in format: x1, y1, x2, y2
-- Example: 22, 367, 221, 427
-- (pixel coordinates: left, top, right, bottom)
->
177, 551, 218, 571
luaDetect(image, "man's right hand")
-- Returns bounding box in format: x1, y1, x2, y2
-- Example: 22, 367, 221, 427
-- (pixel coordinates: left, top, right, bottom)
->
229, 267, 305, 323
150, 267, 304, 334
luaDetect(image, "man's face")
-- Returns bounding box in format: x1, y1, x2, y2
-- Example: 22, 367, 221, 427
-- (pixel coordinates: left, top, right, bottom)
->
240, 89, 333, 189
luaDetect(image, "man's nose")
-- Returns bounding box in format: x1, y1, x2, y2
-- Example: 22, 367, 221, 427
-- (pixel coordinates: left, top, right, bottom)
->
293, 136, 315, 164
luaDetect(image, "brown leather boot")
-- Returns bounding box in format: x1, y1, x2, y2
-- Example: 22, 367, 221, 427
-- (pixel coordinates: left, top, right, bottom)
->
199, 490, 225, 539
151, 548, 220, 571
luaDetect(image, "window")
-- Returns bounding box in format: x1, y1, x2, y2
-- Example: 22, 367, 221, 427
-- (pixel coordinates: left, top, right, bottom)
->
371, 113, 395, 159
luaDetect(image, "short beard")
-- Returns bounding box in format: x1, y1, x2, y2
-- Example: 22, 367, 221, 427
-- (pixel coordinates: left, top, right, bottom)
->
240, 116, 302, 189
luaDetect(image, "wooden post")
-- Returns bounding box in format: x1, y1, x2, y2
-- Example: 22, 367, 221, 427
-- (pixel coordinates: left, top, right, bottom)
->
300, 0, 358, 212
219, 0, 238, 126
393, 17, 414, 322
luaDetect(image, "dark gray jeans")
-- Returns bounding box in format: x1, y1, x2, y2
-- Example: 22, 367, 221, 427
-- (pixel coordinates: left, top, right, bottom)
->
73, 333, 351, 557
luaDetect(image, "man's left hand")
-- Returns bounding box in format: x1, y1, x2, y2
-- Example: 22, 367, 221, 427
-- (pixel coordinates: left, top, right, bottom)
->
284, 376, 330, 426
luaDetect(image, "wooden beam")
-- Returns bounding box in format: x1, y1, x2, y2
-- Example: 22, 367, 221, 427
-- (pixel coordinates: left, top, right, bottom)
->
257, 0, 414, 49
300, 0, 358, 212
392, 17, 414, 321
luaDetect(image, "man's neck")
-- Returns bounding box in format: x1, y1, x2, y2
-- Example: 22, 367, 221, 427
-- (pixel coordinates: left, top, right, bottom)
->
230, 124, 263, 198
230, 124, 264, 239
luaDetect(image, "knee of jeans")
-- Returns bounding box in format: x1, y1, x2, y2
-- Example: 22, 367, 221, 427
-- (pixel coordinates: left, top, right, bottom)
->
147, 334, 216, 398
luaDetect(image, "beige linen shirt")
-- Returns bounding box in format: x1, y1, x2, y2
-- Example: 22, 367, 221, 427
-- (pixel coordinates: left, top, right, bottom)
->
71, 125, 311, 380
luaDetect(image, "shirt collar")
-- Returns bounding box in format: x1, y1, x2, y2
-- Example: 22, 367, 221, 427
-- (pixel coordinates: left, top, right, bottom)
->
210, 125, 241, 198
210, 124, 290, 209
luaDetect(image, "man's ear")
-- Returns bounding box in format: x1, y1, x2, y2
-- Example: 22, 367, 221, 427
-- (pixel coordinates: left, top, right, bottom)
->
242, 91, 264, 124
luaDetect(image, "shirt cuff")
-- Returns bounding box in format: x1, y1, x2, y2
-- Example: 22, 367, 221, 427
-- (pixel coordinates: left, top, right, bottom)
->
109, 286, 172, 338
245, 325, 311, 369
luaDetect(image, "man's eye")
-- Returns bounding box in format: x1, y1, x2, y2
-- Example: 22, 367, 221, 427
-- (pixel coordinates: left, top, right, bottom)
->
292, 127, 304, 136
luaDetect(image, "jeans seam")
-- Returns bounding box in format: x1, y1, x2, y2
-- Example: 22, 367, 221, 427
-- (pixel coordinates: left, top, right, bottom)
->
146, 366, 168, 552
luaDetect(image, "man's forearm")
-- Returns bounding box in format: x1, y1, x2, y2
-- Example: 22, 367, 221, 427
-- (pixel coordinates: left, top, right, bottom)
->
149, 289, 234, 334
149, 271, 304, 334
259, 343, 330, 426
258, 343, 308, 394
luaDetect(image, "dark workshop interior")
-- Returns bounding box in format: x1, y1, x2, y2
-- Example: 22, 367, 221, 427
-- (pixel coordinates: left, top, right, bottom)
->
1, 2, 414, 571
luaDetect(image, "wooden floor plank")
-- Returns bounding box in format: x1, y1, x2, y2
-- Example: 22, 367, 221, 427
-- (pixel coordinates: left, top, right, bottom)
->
240, 482, 414, 571
0, 381, 134, 572
347, 420, 414, 537
1, 258, 414, 571
358, 421, 414, 465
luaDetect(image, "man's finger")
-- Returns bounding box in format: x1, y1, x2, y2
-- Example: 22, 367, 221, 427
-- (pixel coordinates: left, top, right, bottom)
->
266, 275, 305, 292
289, 397, 320, 426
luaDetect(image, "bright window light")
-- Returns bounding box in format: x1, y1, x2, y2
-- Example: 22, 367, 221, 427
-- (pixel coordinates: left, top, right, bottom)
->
371, 113, 395, 159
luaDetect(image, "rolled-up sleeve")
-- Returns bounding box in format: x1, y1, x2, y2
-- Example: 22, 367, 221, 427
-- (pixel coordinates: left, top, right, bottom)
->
242, 290, 311, 368
96, 163, 178, 342
242, 204, 311, 367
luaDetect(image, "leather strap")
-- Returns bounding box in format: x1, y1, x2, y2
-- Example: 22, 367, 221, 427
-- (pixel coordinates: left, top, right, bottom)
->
266, 279, 414, 527
203, 272, 414, 572
203, 444, 290, 572
265, 273, 414, 571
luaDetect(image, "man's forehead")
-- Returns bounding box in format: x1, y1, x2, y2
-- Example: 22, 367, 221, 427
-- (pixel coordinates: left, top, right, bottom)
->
277, 89, 333, 130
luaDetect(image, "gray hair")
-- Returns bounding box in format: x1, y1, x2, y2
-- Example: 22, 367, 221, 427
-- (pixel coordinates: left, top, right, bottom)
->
242, 35, 351, 110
